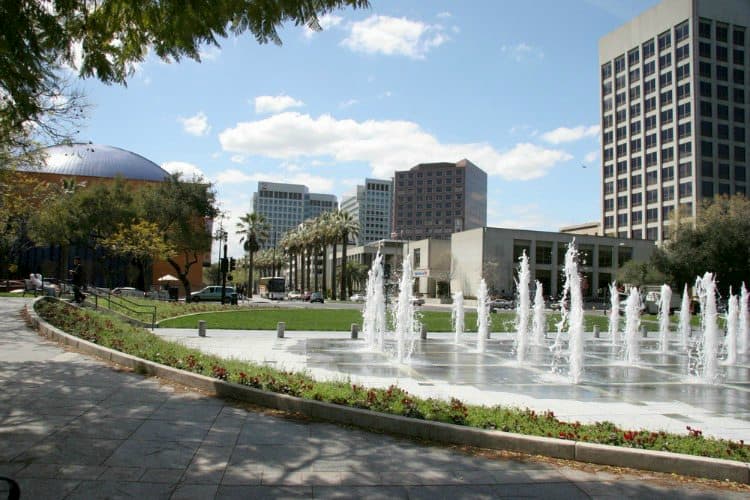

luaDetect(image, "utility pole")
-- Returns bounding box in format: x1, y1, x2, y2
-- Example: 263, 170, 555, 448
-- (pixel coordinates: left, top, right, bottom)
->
220, 227, 228, 304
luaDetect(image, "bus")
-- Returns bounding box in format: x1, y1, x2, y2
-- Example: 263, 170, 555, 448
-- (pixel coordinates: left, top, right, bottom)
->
258, 277, 286, 300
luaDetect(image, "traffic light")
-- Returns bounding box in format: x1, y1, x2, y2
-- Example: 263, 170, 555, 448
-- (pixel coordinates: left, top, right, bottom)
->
229, 257, 236, 271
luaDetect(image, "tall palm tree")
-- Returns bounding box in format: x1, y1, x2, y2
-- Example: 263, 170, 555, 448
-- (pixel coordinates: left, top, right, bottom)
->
323, 210, 340, 300
336, 210, 360, 300
235, 212, 270, 298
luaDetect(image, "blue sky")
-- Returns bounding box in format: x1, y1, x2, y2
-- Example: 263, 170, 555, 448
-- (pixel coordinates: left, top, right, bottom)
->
75, 0, 660, 257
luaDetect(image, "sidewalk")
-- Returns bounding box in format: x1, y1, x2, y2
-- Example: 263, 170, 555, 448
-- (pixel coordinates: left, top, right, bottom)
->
1, 298, 746, 499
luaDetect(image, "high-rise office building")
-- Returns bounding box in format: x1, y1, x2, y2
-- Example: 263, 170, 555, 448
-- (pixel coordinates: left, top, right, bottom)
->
340, 178, 393, 245
600, 0, 749, 242
392, 159, 487, 241
252, 181, 337, 249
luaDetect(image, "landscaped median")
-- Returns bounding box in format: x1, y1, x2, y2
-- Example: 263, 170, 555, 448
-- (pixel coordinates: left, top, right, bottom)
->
25, 297, 750, 484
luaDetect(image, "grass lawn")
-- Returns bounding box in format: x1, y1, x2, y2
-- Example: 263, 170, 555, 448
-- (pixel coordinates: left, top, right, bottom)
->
32, 299, 750, 464
158, 308, 659, 332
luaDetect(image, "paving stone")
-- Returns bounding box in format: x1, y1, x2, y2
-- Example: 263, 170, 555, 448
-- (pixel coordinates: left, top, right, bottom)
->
98, 466, 145, 481
312, 485, 409, 499
105, 440, 199, 468
171, 483, 219, 500
66, 479, 175, 499
216, 485, 313, 499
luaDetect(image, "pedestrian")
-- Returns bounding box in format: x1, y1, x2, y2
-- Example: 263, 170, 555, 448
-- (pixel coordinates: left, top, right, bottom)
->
69, 256, 86, 303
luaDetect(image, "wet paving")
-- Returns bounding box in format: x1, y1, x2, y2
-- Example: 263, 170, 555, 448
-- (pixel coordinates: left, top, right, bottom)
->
156, 328, 750, 441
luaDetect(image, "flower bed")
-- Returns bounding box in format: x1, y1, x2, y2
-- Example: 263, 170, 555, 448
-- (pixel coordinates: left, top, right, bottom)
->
34, 299, 749, 463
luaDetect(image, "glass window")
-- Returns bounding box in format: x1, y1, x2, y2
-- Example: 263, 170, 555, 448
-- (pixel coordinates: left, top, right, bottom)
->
658, 31, 671, 51
736, 165, 746, 182
734, 69, 745, 85
735, 126, 746, 142
699, 19, 711, 39
717, 85, 729, 101
677, 82, 690, 99
700, 101, 711, 117
536, 245, 553, 265
700, 81, 712, 97
678, 161, 692, 177
631, 156, 642, 170
701, 141, 713, 156
717, 45, 728, 62
716, 24, 728, 43
675, 21, 689, 42
679, 182, 692, 197
734, 107, 745, 123
701, 160, 714, 177
602, 62, 612, 79
642, 39, 655, 59
615, 55, 626, 73
735, 28, 745, 46
699, 62, 711, 78
735, 49, 745, 65
659, 52, 672, 68
628, 48, 640, 67
677, 102, 691, 119
699, 41, 711, 58
644, 60, 656, 77
717, 65, 728, 81
718, 104, 729, 120
676, 44, 689, 61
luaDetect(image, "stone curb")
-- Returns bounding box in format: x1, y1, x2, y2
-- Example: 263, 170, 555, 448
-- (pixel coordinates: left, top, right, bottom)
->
24, 298, 750, 484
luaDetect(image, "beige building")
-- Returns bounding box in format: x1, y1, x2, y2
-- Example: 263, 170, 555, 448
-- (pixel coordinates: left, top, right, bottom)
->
450, 228, 656, 300
402, 239, 451, 297
600, 0, 749, 242
559, 222, 602, 236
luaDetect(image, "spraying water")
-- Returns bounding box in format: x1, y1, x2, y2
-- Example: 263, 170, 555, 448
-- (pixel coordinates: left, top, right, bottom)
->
678, 284, 692, 349
623, 287, 642, 364
695, 273, 720, 383
362, 251, 386, 352
515, 251, 531, 363
657, 284, 672, 354
558, 241, 584, 384
531, 281, 546, 346
452, 291, 465, 344
476, 279, 490, 353
725, 292, 739, 365
392, 256, 419, 363
608, 282, 621, 344
740, 283, 749, 355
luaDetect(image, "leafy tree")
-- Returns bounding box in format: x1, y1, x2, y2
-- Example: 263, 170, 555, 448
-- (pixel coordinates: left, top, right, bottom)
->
344, 261, 367, 297
2, 0, 369, 163
616, 259, 667, 288
140, 173, 218, 301
654, 195, 750, 295
100, 220, 175, 290
236, 212, 269, 298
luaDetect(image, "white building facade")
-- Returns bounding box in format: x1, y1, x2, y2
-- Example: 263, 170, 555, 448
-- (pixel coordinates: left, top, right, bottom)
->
600, 0, 749, 242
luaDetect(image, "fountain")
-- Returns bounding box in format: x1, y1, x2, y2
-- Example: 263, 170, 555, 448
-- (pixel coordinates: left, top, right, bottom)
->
531, 281, 546, 346
452, 291, 465, 344
476, 279, 490, 353
740, 283, 749, 355
392, 255, 419, 363
677, 283, 691, 349
623, 286, 642, 364
725, 291, 738, 365
608, 282, 620, 344
362, 251, 386, 352
549, 241, 584, 383
657, 284, 672, 354
695, 272, 720, 383
515, 251, 531, 363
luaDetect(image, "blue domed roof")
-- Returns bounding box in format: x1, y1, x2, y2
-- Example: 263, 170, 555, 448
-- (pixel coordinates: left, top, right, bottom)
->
28, 144, 170, 182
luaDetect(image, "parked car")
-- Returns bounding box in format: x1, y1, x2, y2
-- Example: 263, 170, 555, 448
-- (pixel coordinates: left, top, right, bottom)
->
411, 297, 425, 306
489, 298, 514, 312
302, 290, 312, 301
310, 291, 324, 303
350, 293, 366, 302
190, 285, 236, 302
287, 290, 302, 300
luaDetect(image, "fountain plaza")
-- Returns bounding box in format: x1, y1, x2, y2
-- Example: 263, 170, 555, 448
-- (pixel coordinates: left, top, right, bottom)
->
156, 244, 750, 442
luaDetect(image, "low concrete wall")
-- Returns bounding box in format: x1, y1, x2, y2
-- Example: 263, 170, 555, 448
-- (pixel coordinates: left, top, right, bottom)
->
24, 298, 750, 484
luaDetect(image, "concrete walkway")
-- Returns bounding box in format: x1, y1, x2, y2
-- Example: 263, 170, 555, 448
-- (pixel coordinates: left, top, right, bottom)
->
1, 298, 747, 499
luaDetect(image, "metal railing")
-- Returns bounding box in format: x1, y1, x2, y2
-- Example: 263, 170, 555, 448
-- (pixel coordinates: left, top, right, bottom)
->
87, 287, 157, 329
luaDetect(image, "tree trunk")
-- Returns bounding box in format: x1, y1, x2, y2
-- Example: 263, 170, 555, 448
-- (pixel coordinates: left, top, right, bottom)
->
248, 252, 254, 298
340, 232, 348, 300
321, 244, 327, 298
330, 241, 337, 300
314, 247, 319, 292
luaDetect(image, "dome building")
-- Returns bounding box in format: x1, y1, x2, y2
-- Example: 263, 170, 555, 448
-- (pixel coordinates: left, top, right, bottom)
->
15, 144, 209, 296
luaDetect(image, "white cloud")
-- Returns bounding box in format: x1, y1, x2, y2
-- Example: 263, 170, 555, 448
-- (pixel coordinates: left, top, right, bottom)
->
437, 12, 452, 19
541, 125, 600, 144
178, 111, 211, 136
161, 161, 206, 180
584, 151, 599, 164
500, 42, 544, 62
215, 168, 333, 193
339, 98, 359, 108
254, 94, 305, 114
230, 154, 246, 164
304, 13, 344, 38
219, 112, 572, 181
342, 15, 448, 59
198, 45, 221, 61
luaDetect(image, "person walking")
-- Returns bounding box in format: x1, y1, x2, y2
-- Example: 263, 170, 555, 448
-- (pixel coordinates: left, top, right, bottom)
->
69, 257, 86, 303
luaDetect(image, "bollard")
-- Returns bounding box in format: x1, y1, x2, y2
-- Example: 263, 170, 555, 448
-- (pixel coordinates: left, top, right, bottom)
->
198, 320, 206, 337
420, 324, 427, 340
277, 321, 285, 338
641, 325, 648, 338
351, 323, 359, 339
593, 325, 600, 338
